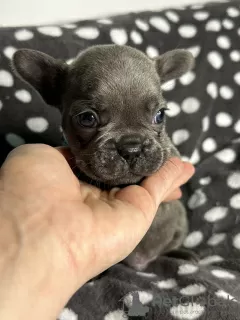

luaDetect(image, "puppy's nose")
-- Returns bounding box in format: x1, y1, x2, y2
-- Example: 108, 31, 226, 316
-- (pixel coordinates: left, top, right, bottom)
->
117, 135, 142, 161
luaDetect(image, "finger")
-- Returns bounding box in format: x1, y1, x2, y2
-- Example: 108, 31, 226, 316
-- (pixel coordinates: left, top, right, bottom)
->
163, 188, 182, 202
4, 144, 69, 166
115, 158, 187, 221
168, 162, 195, 193
1, 144, 79, 195
140, 158, 186, 209
161, 162, 194, 202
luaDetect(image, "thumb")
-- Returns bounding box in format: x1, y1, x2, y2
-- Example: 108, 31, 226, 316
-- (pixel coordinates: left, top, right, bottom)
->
115, 158, 194, 221
142, 158, 194, 209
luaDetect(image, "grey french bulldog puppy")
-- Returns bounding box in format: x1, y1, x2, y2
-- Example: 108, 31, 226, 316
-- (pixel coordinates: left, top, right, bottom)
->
12, 45, 196, 271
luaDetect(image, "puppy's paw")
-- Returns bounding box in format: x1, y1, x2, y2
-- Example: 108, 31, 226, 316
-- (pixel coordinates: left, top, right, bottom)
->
164, 249, 199, 263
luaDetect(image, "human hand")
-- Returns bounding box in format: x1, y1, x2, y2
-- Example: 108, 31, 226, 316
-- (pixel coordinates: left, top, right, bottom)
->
0, 144, 194, 320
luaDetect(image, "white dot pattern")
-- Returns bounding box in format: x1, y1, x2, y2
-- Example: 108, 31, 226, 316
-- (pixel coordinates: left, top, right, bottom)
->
230, 50, 240, 62
202, 116, 210, 132
219, 85, 234, 99
215, 290, 237, 302
15, 29, 34, 41
194, 11, 209, 21
206, 82, 218, 99
217, 35, 231, 49
3, 46, 17, 59
97, 19, 112, 25
130, 30, 143, 44
222, 19, 235, 29
58, 308, 78, 320
172, 129, 190, 146
211, 269, 235, 279
26, 117, 49, 133
76, 27, 100, 39
215, 112, 233, 127
206, 19, 221, 32
227, 172, 240, 189
215, 148, 236, 163
154, 278, 177, 289
184, 231, 204, 248
170, 303, 205, 319
166, 102, 181, 117
233, 233, 240, 249
135, 19, 149, 31
0, 70, 14, 87
110, 29, 128, 45
207, 51, 223, 69
15, 89, 32, 103
124, 291, 153, 308
136, 272, 157, 278
202, 137, 217, 153
104, 310, 127, 320
38, 26, 63, 37
165, 11, 179, 23
234, 72, 240, 85
234, 120, 240, 133
178, 24, 197, 38
207, 233, 226, 246
179, 71, 196, 85
187, 46, 201, 58
5, 133, 25, 147
188, 189, 207, 209
199, 255, 224, 265
182, 97, 200, 114
190, 149, 200, 165
62, 23, 77, 28
146, 46, 159, 58
199, 176, 212, 185
178, 264, 199, 275
149, 16, 171, 33
230, 194, 240, 209
227, 7, 240, 18
204, 207, 228, 222
180, 284, 206, 295
161, 79, 176, 91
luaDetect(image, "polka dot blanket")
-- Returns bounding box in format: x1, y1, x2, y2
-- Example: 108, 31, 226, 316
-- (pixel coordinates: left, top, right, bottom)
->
1, 0, 240, 318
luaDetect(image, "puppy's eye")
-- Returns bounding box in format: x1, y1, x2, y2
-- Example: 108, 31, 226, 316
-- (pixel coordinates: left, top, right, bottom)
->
77, 111, 98, 128
152, 108, 167, 124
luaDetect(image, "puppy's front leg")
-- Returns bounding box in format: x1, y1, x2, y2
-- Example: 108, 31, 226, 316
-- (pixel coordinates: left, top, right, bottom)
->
123, 200, 189, 271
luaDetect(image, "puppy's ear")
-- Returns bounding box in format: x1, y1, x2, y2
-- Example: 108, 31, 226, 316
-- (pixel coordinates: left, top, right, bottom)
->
154, 49, 194, 83
12, 49, 67, 106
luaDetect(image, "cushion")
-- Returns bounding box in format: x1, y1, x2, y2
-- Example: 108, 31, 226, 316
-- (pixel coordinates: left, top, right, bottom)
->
1, 0, 240, 319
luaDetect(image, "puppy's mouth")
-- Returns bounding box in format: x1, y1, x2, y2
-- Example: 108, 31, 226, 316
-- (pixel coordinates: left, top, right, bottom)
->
73, 156, 163, 190
74, 167, 145, 190
73, 160, 146, 189
66, 135, 165, 190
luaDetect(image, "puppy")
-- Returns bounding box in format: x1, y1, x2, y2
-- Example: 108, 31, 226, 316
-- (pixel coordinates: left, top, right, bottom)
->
13, 45, 195, 271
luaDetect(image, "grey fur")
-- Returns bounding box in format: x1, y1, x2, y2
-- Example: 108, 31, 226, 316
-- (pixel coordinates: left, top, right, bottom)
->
12, 45, 195, 271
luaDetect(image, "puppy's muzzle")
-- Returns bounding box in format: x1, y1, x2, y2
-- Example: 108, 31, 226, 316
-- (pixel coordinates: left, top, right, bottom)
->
117, 134, 143, 162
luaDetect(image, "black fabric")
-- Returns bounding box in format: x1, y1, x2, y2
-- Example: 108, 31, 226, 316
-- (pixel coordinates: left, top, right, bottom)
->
1, 0, 240, 319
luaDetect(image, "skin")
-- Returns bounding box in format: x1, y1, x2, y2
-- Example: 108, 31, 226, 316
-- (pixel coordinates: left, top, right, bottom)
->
0, 144, 194, 320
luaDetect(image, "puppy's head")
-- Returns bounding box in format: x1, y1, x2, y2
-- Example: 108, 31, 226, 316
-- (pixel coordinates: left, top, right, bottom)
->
13, 45, 194, 186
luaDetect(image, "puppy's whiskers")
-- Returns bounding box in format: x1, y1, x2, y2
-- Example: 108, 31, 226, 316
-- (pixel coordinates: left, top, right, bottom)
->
96, 124, 116, 146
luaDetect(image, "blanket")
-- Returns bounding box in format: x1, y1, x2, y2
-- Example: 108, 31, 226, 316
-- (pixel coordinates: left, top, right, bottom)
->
0, 0, 240, 319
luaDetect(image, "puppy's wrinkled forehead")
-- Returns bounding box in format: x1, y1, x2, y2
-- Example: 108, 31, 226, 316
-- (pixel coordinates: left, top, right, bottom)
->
66, 46, 160, 107
12, 45, 194, 113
